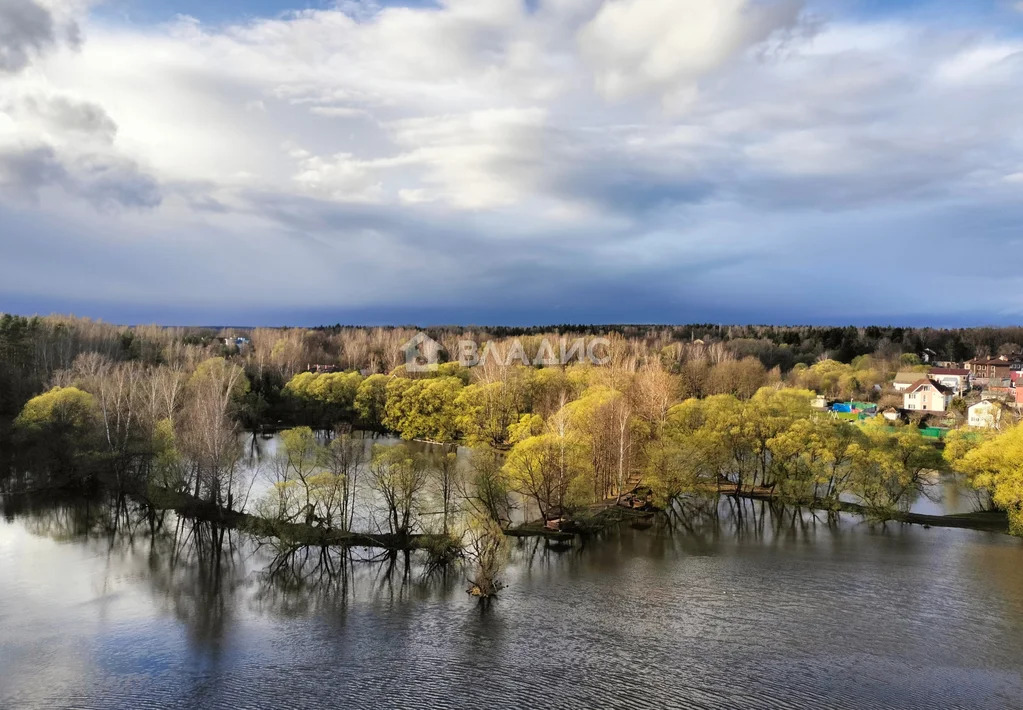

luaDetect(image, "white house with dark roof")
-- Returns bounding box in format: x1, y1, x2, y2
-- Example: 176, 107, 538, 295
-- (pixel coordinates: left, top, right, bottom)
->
903, 379, 954, 413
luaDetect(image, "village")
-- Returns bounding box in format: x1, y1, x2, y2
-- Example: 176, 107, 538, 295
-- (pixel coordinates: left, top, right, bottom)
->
813, 352, 1023, 436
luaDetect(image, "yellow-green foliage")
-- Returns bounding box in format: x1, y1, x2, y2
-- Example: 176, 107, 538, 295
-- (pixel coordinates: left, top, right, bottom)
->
768, 415, 861, 502
15, 386, 97, 432
562, 385, 620, 431
435, 362, 471, 384
151, 418, 186, 489
654, 387, 816, 496
525, 366, 582, 417
789, 359, 884, 399
507, 413, 543, 444
369, 443, 429, 535
383, 375, 464, 442
951, 423, 1023, 535
502, 428, 587, 517
846, 418, 943, 512
285, 370, 363, 420
454, 381, 522, 447
279, 425, 319, 462
354, 373, 389, 425
189, 357, 250, 400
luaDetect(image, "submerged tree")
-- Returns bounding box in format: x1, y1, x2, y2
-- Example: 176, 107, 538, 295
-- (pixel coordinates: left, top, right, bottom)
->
265, 426, 321, 523
460, 448, 511, 526
848, 419, 943, 514
464, 515, 508, 599
434, 448, 461, 536
949, 423, 1023, 535
179, 357, 249, 506
319, 425, 366, 532
370, 443, 429, 537
768, 415, 861, 505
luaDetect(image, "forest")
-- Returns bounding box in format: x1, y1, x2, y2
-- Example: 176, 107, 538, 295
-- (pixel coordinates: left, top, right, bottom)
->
2, 313, 1022, 559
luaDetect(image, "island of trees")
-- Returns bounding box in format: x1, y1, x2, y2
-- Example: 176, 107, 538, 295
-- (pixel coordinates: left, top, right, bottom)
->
2, 312, 1022, 591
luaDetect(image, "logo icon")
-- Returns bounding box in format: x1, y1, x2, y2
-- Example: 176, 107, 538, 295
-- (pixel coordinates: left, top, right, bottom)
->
401, 332, 443, 372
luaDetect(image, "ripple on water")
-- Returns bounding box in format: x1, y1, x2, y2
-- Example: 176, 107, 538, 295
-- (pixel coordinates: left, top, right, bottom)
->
1, 502, 1022, 710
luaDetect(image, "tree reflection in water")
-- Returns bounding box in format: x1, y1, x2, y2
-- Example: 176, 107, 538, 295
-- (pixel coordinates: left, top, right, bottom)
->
3, 488, 481, 637
3, 487, 968, 641
253, 544, 354, 616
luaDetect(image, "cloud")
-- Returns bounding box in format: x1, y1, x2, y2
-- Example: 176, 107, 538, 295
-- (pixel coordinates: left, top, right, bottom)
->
0, 0, 80, 72
0, 144, 64, 193
0, 143, 160, 209
9, 93, 118, 141
0, 3, 158, 210
577, 0, 808, 107
3, 0, 1023, 324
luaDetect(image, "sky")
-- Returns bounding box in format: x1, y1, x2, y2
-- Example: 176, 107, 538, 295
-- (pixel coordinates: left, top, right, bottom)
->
1, 0, 1023, 327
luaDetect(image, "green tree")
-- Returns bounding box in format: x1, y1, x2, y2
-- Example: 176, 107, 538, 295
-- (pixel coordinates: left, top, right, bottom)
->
503, 429, 586, 519
950, 424, 1023, 534
370, 443, 429, 536
848, 419, 943, 514
16, 386, 98, 433
284, 370, 363, 425
354, 373, 389, 428
460, 448, 511, 525
14, 386, 99, 483
455, 381, 520, 448
383, 376, 463, 442
768, 415, 861, 504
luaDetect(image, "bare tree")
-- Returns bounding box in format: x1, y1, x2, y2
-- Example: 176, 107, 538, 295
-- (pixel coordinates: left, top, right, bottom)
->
321, 425, 366, 531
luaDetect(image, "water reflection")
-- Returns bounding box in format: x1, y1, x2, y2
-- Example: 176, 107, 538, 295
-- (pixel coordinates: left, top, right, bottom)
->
238, 430, 535, 530
2, 492, 1022, 709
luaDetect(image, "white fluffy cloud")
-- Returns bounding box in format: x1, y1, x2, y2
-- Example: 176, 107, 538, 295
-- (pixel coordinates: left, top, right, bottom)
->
578, 0, 806, 107
2, 0, 1023, 323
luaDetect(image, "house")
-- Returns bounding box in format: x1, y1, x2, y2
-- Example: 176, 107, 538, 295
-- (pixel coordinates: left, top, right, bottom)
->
1016, 384, 1023, 409
903, 379, 955, 412
881, 407, 902, 422
988, 379, 1014, 395
893, 371, 928, 391
928, 367, 970, 394
966, 356, 1015, 383
968, 400, 1003, 429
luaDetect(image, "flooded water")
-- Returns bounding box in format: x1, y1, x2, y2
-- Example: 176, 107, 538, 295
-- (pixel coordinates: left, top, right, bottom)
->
2, 492, 1022, 709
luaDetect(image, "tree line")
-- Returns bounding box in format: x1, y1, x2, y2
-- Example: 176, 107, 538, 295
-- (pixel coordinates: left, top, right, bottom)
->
3, 313, 1023, 538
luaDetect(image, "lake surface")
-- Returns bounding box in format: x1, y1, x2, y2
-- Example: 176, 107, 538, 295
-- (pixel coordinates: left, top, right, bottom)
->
1, 493, 1022, 710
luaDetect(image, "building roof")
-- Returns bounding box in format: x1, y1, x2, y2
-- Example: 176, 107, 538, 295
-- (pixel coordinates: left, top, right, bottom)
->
894, 371, 928, 384
906, 379, 954, 395
968, 357, 1014, 366
930, 367, 969, 376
